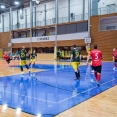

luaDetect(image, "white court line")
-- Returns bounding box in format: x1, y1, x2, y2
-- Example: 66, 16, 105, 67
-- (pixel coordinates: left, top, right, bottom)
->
0, 90, 56, 104
57, 78, 117, 104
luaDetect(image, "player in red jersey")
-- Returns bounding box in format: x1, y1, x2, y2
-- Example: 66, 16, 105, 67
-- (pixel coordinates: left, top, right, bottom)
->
87, 44, 102, 86
3, 51, 14, 70
112, 48, 117, 71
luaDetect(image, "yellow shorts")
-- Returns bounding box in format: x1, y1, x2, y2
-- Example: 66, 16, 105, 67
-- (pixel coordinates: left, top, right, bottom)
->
72, 62, 80, 70
20, 60, 27, 66
30, 59, 35, 62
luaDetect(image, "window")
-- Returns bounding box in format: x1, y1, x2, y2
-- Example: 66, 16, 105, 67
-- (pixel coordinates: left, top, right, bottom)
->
106, 26, 116, 30
106, 4, 116, 14
99, 16, 117, 31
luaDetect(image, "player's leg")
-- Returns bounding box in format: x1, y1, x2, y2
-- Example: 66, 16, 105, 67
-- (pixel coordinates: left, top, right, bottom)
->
30, 59, 34, 68
94, 66, 102, 86
72, 62, 80, 80
29, 59, 32, 67
113, 60, 117, 71
24, 60, 30, 73
93, 66, 98, 81
32, 59, 36, 68
77, 62, 80, 77
20, 60, 24, 74
6, 58, 14, 69
90, 61, 94, 73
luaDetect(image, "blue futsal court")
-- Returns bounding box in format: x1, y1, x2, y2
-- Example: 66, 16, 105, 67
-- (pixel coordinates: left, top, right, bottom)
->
0, 62, 117, 117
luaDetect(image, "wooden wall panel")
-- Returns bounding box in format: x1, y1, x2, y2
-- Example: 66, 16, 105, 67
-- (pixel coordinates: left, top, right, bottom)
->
12, 39, 85, 48
90, 13, 117, 61
12, 42, 55, 48
0, 32, 10, 49
57, 39, 85, 46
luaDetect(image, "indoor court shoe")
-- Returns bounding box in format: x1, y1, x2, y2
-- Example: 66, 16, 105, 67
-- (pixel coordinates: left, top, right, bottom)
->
20, 72, 24, 75
74, 78, 78, 80
28, 70, 30, 74
91, 70, 94, 73
74, 77, 80, 80
12, 67, 14, 71
97, 82, 100, 87
113, 67, 117, 71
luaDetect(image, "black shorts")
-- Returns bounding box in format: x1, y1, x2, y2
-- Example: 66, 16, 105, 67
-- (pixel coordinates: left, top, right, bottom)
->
6, 58, 12, 64
93, 65, 102, 73
114, 59, 117, 63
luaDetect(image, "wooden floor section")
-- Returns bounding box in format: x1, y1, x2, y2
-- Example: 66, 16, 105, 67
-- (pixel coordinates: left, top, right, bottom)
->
56, 86, 117, 117
0, 86, 116, 117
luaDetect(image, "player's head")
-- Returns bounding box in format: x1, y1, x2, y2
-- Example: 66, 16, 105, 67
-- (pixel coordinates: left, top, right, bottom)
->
21, 46, 25, 50
73, 44, 77, 48
4, 51, 7, 54
33, 50, 36, 53
94, 44, 97, 49
113, 48, 116, 51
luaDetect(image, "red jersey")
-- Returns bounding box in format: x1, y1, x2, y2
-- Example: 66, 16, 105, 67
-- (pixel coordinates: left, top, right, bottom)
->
90, 49, 102, 66
112, 50, 117, 60
3, 54, 9, 60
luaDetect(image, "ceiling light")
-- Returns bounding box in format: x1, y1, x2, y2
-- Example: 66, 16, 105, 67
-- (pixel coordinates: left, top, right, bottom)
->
32, 0, 40, 4
36, 1, 40, 4
1, 5, 5, 9
14, 1, 20, 5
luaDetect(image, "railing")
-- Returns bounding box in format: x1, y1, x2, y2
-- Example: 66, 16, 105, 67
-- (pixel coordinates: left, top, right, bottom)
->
0, 14, 88, 32
1, 5, 117, 32
98, 5, 117, 16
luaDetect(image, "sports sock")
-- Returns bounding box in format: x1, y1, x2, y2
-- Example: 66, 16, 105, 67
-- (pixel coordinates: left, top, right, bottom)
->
25, 65, 29, 69
75, 72, 79, 79
94, 72, 97, 79
97, 74, 101, 82
114, 63, 116, 67
75, 72, 78, 79
20, 66, 23, 71
33, 63, 35, 67
29, 63, 31, 67
115, 63, 117, 67
78, 69, 80, 77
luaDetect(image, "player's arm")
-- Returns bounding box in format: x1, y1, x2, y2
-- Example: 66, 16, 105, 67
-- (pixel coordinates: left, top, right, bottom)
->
87, 54, 91, 64
35, 53, 37, 61
18, 52, 21, 60
112, 56, 115, 62
70, 54, 73, 62
112, 53, 115, 62
79, 51, 82, 61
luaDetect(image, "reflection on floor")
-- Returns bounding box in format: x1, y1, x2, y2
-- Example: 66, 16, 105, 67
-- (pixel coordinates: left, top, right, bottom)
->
0, 61, 117, 117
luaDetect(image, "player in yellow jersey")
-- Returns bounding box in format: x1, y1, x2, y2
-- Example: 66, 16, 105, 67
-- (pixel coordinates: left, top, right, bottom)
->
61, 50, 64, 60
29, 50, 37, 68
70, 45, 81, 80
19, 46, 30, 75
67, 51, 71, 59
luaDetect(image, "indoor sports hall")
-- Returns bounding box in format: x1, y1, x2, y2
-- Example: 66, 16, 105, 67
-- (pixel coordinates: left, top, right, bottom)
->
0, 0, 117, 117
